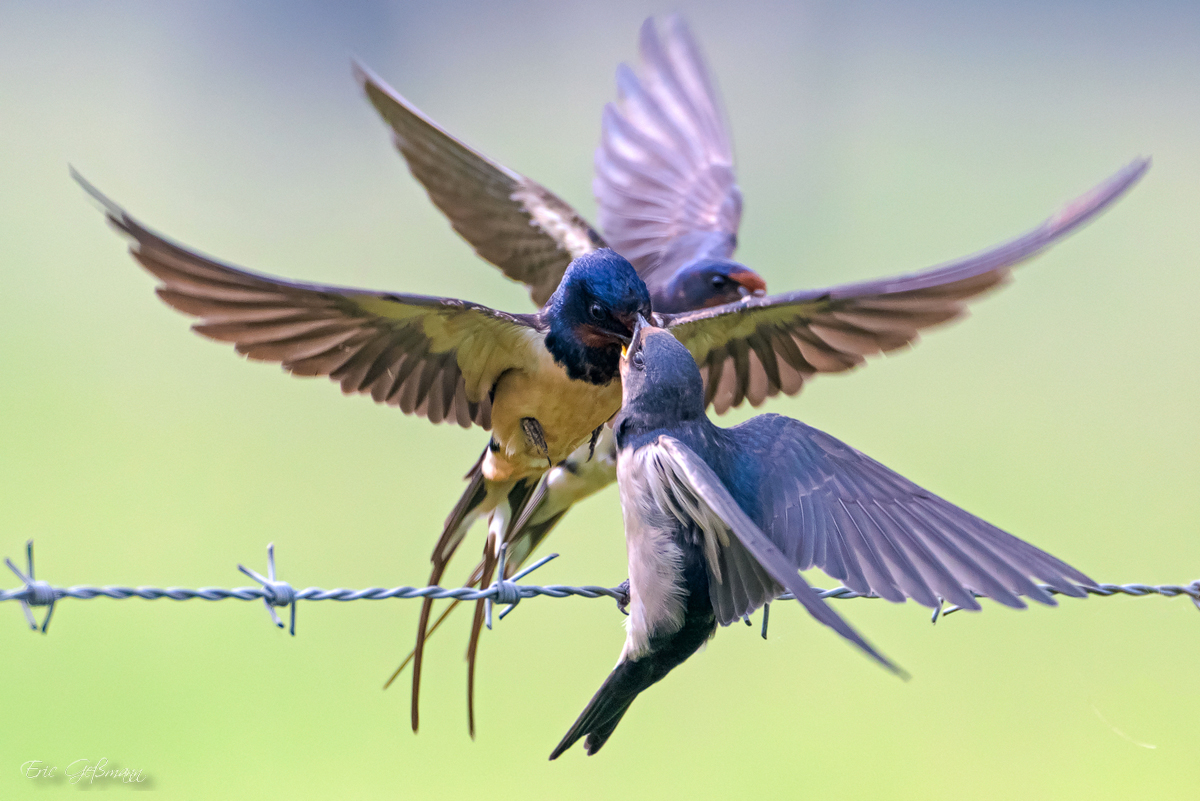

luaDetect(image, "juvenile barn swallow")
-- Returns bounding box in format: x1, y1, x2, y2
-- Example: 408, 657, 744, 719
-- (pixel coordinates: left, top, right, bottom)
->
358, 15, 1149, 731
549, 320, 1096, 759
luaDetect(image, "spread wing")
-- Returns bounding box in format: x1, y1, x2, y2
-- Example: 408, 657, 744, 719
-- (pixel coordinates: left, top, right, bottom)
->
643, 435, 902, 675
594, 15, 743, 291
356, 62, 604, 308
77, 174, 543, 430
663, 158, 1150, 413
742, 415, 1095, 611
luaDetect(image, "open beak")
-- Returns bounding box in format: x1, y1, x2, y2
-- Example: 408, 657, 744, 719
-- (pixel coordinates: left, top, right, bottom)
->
622, 313, 650, 356
729, 267, 767, 298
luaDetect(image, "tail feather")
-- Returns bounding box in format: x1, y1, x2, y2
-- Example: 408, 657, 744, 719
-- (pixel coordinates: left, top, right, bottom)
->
409, 564, 449, 733
396, 434, 617, 735
463, 477, 539, 736
504, 481, 570, 567
549, 658, 654, 760
383, 595, 468, 690
408, 452, 497, 733
384, 505, 569, 692
466, 541, 497, 738
580, 705, 634, 756
440, 451, 490, 562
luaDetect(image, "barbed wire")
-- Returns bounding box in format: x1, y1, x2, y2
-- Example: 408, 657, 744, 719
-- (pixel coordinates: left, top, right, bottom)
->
5, 540, 1199, 638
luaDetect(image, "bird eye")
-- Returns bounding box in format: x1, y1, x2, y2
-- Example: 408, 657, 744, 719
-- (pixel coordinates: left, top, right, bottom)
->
710, 275, 728, 289
589, 302, 604, 321
632, 350, 645, 369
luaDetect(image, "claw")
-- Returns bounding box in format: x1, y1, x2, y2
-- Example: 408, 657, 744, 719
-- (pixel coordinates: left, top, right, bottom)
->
521, 417, 550, 467
614, 578, 631, 616
587, 425, 602, 461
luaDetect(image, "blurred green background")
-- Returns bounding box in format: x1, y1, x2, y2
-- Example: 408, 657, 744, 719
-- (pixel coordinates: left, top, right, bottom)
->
1, 0, 1197, 796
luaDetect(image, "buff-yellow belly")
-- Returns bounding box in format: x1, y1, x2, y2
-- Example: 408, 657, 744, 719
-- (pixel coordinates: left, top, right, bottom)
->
484, 348, 622, 483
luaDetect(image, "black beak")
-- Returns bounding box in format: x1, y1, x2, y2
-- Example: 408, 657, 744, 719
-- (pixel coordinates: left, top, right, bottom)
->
613, 311, 648, 347
623, 313, 650, 354
633, 313, 649, 339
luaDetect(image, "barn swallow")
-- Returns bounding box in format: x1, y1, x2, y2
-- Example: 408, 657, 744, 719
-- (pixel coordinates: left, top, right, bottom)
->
358, 16, 1149, 732
549, 319, 1096, 759
73, 171, 651, 569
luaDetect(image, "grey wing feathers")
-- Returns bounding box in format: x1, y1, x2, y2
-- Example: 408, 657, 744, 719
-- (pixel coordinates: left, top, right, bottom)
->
664, 157, 1150, 414
77, 172, 543, 430
594, 16, 743, 290
749, 415, 1096, 612
355, 62, 604, 308
650, 436, 902, 675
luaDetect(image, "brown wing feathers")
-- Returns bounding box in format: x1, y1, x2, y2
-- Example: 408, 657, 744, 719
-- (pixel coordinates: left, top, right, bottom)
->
669, 157, 1149, 414
132, 222, 492, 428
75, 172, 546, 430
355, 62, 603, 308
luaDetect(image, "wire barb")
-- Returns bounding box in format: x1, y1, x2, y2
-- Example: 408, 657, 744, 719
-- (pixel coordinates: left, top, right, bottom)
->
237, 542, 297, 635
485, 546, 561, 629
5, 541, 57, 633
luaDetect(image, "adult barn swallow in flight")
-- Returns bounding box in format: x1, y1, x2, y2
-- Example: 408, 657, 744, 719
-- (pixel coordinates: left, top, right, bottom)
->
549, 320, 1096, 759
358, 14, 1149, 730
75, 169, 651, 589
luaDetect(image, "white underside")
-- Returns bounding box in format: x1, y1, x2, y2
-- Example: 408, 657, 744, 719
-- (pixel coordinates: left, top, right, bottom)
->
616, 444, 689, 661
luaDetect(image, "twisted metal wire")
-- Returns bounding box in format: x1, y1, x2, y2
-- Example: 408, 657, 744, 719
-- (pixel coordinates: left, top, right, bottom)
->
4, 540, 1198, 637
0, 580, 628, 603
7, 580, 1199, 605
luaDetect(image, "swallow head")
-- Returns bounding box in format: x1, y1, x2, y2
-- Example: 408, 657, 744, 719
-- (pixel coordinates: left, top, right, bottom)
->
546, 249, 652, 384
554, 248, 651, 344
617, 320, 705, 437
656, 258, 767, 313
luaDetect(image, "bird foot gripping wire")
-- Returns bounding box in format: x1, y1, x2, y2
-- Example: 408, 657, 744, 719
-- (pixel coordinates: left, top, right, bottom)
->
6, 541, 58, 633
484, 544, 560, 630
237, 542, 297, 635
613, 579, 631, 616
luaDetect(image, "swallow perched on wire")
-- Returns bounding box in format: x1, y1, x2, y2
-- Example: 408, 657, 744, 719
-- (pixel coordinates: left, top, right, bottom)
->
549, 319, 1096, 759
357, 14, 1149, 731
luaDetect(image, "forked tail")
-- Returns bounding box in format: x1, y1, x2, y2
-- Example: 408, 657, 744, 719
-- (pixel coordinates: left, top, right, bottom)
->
405, 451, 495, 733
392, 432, 618, 734
549, 658, 655, 759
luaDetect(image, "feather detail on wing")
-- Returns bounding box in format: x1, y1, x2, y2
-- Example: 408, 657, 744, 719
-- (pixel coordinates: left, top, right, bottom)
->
741, 414, 1096, 612
594, 16, 743, 290
356, 62, 604, 308
643, 435, 902, 675
662, 157, 1150, 413
77, 173, 543, 430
